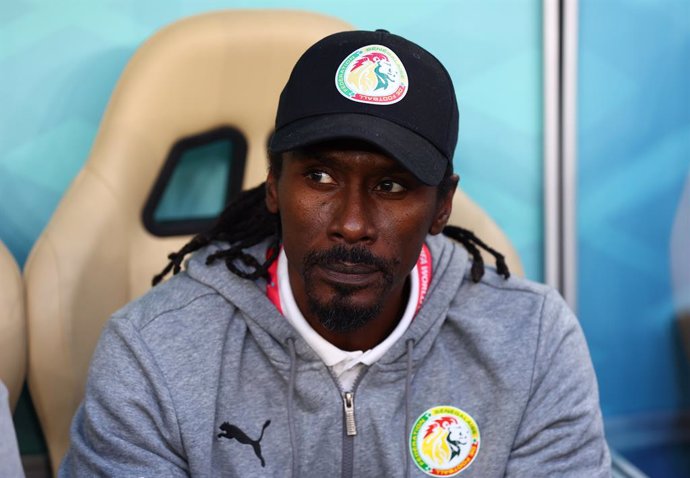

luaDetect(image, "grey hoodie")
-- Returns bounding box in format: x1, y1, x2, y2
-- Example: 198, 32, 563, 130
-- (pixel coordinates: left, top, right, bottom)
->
61, 234, 611, 477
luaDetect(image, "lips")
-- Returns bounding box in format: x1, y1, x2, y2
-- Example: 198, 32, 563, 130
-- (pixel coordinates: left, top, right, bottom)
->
323, 261, 379, 274
302, 245, 397, 291
317, 262, 382, 287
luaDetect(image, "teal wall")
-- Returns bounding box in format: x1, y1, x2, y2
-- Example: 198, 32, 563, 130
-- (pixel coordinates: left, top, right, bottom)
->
0, 0, 544, 278
578, 0, 690, 421
1, 0, 544, 457
577, 5, 690, 475
577, 1, 690, 472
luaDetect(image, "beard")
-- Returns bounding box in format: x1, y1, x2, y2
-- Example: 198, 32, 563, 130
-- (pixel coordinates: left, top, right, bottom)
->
301, 245, 400, 332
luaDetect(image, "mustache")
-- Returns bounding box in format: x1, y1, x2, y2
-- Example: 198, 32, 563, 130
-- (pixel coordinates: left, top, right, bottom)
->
302, 245, 398, 272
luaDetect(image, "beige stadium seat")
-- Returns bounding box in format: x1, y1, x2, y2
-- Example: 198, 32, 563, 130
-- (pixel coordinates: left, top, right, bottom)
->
451, 191, 524, 276
23, 10, 352, 474
23, 9, 522, 475
0, 240, 26, 412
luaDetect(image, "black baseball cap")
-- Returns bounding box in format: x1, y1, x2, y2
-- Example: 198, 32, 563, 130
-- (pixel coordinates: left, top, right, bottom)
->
269, 29, 459, 186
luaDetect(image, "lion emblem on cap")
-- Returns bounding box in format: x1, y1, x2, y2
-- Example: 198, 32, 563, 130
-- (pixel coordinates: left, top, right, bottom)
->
347, 52, 399, 93
336, 44, 408, 105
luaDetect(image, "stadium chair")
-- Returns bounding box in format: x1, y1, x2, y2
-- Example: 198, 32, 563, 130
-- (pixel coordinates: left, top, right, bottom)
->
23, 9, 522, 475
0, 239, 26, 412
23, 10, 352, 474
449, 193, 523, 276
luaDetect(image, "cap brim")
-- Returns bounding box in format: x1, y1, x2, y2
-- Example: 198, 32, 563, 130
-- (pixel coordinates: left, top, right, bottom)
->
269, 113, 448, 186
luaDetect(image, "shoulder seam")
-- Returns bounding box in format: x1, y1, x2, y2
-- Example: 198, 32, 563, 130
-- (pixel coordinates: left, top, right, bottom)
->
114, 290, 222, 332
471, 274, 548, 298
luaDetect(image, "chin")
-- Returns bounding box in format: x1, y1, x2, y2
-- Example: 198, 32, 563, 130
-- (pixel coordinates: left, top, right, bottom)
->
305, 279, 387, 332
308, 294, 382, 333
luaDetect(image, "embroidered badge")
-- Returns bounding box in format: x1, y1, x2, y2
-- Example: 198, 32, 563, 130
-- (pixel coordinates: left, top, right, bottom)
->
409, 406, 480, 476
335, 44, 408, 105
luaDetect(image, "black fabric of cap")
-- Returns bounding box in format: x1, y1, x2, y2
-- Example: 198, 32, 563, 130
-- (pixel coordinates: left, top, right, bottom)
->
269, 30, 459, 186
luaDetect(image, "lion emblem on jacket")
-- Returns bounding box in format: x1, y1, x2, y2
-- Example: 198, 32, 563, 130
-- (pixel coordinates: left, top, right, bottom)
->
421, 416, 470, 466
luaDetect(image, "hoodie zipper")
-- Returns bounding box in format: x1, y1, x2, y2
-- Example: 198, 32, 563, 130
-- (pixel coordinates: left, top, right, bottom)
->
343, 392, 357, 436
332, 369, 367, 478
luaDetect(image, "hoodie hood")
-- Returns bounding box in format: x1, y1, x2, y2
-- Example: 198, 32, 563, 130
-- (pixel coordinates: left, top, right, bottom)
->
65, 227, 611, 478
184, 234, 470, 368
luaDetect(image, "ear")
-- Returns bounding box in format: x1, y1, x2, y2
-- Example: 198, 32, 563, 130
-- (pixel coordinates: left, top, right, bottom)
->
265, 168, 279, 214
429, 174, 459, 235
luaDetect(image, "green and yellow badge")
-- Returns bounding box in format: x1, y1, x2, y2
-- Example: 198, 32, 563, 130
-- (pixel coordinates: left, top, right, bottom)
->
409, 406, 480, 476
335, 44, 408, 105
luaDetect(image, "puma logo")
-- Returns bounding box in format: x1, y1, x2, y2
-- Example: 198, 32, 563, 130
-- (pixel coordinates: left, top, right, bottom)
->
217, 420, 271, 467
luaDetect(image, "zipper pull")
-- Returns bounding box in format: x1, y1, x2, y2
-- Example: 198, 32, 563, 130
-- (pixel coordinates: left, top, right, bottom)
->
343, 392, 357, 436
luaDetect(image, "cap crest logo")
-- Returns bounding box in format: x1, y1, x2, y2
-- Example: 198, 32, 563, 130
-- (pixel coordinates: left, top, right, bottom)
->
410, 406, 480, 476
335, 44, 408, 105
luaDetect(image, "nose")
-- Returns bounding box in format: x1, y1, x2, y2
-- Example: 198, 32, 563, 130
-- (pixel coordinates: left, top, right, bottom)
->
327, 187, 377, 245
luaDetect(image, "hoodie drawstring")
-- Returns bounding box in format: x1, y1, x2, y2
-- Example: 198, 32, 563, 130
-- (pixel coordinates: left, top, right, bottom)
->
286, 337, 415, 477
405, 338, 415, 478
286, 338, 299, 477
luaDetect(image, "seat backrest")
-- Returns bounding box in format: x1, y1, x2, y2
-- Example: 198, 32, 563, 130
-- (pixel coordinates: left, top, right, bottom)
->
0, 240, 26, 412
23, 10, 353, 473
23, 10, 522, 474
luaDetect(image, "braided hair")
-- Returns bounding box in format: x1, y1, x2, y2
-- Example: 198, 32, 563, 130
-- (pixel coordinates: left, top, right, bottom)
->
153, 155, 510, 286
152, 182, 280, 286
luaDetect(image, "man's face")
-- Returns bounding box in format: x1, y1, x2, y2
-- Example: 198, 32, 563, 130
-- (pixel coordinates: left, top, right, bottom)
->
265, 142, 456, 332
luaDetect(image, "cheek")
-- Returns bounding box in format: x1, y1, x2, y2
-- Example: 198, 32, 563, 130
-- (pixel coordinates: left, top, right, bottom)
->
277, 189, 333, 262
375, 203, 436, 272
281, 195, 330, 232
378, 203, 435, 243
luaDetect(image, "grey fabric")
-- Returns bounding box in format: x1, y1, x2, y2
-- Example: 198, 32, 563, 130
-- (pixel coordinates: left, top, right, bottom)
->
286, 338, 298, 477
60, 234, 611, 477
404, 339, 414, 478
0, 381, 24, 478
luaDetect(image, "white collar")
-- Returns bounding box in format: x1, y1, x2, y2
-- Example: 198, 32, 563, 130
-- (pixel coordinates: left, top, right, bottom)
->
276, 249, 420, 371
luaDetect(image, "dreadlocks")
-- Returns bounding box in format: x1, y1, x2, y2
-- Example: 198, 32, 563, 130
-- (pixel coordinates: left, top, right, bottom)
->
153, 157, 510, 286
151, 183, 280, 286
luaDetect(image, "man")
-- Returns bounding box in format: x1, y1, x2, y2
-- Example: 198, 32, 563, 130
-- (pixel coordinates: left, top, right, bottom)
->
61, 30, 610, 477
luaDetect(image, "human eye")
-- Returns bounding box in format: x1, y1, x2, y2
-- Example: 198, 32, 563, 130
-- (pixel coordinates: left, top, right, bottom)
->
375, 179, 406, 193
306, 170, 336, 184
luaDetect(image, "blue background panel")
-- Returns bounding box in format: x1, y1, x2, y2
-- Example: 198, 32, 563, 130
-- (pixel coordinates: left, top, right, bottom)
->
0, 0, 544, 279
578, 0, 690, 422
1, 0, 544, 457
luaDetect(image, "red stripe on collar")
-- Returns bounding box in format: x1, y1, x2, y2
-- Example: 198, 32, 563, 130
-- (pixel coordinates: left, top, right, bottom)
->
415, 244, 432, 315
266, 251, 281, 314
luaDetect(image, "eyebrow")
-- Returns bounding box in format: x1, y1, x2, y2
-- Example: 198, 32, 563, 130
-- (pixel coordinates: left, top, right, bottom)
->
293, 148, 349, 164
296, 150, 332, 163
296, 148, 393, 166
